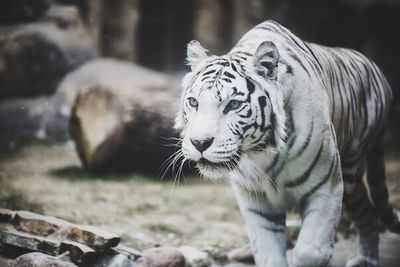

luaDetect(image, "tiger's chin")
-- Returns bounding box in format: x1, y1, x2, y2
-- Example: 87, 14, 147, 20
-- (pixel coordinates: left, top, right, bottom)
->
195, 158, 235, 180
196, 164, 229, 180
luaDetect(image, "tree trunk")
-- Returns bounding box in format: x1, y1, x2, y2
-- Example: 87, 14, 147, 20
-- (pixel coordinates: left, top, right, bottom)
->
136, 0, 195, 71
194, 0, 233, 55
100, 0, 139, 61
66, 59, 180, 174
0, 5, 96, 99
232, 0, 268, 41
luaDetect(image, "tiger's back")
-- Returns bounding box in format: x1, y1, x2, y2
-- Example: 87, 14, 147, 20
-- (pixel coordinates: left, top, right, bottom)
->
309, 44, 392, 156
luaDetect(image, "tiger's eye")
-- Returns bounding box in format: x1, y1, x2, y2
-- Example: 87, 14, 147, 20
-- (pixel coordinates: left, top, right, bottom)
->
228, 100, 242, 110
188, 97, 198, 108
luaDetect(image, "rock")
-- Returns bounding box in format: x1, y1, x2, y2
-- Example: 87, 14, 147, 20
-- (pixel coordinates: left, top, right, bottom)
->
0, 227, 60, 256
227, 245, 254, 264
59, 240, 97, 265
57, 251, 74, 263
222, 263, 254, 267
12, 210, 66, 236
11, 210, 120, 249
59, 224, 120, 249
113, 244, 142, 261
131, 258, 148, 267
0, 255, 14, 267
0, 208, 15, 222
14, 252, 77, 267
85, 254, 133, 267
204, 247, 227, 264
142, 247, 186, 267
178, 246, 211, 267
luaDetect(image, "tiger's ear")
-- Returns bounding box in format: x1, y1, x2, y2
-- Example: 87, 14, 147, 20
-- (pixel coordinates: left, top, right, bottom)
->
186, 40, 209, 70
254, 41, 279, 80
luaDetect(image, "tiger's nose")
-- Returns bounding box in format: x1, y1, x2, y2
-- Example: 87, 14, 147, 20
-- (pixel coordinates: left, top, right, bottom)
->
190, 138, 214, 153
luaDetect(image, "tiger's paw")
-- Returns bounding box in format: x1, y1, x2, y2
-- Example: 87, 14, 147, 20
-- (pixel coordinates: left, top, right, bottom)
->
266, 256, 288, 267
289, 244, 332, 267
345, 256, 378, 267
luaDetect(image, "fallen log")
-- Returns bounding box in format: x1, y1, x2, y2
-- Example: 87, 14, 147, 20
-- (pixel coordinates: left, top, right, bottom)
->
65, 59, 182, 174
0, 5, 97, 99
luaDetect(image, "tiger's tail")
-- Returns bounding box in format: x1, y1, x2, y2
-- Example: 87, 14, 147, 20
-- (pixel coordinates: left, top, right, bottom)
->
367, 133, 400, 233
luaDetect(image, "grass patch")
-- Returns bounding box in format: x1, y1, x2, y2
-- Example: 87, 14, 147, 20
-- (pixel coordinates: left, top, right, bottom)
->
132, 203, 159, 213
49, 165, 172, 186
145, 223, 182, 235
49, 166, 95, 181
0, 184, 43, 213
0, 140, 50, 162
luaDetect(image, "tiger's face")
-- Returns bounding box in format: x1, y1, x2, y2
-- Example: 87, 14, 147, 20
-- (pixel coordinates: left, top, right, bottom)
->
175, 40, 286, 179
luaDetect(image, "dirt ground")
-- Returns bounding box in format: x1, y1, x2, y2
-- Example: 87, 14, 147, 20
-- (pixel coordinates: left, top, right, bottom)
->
0, 123, 399, 254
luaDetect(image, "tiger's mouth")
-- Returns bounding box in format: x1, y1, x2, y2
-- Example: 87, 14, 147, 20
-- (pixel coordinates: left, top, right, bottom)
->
195, 155, 240, 171
198, 158, 230, 168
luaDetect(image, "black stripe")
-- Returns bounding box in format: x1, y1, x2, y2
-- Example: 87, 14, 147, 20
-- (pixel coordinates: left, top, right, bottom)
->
285, 142, 324, 188
224, 71, 235, 79
262, 225, 285, 233
203, 69, 216, 76
230, 63, 237, 72
246, 78, 255, 95
258, 96, 268, 131
248, 208, 286, 226
300, 155, 337, 208
289, 120, 314, 159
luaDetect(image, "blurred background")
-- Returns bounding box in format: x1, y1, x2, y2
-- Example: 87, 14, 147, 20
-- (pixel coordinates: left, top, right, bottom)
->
0, 0, 399, 265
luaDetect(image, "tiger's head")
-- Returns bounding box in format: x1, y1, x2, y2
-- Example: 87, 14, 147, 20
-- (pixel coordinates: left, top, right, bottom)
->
175, 40, 286, 179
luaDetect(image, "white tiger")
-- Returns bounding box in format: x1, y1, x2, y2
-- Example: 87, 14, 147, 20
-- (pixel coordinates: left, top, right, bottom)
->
174, 20, 397, 267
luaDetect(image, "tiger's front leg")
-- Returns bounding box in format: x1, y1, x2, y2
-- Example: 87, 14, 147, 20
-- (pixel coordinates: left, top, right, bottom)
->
289, 154, 343, 267
232, 183, 288, 267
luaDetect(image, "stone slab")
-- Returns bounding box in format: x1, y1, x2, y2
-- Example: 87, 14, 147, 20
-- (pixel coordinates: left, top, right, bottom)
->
0, 227, 60, 256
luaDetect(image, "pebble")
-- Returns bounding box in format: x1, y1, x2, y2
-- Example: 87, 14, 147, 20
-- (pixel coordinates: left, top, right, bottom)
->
14, 252, 77, 267
178, 246, 211, 267
142, 247, 186, 267
226, 245, 254, 264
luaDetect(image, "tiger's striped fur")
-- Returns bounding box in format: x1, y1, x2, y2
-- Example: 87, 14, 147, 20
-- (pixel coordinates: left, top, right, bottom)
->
175, 20, 397, 267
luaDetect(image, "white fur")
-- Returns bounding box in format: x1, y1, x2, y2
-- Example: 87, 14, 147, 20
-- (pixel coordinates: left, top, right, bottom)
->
177, 21, 345, 267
